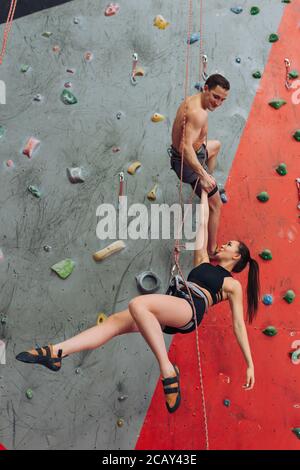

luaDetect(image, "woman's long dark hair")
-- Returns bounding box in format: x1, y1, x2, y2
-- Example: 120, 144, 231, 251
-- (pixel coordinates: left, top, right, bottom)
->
232, 241, 260, 323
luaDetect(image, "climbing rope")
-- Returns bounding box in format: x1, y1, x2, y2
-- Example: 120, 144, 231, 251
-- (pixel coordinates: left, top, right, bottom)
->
284, 58, 292, 89
172, 0, 209, 451
0, 0, 18, 65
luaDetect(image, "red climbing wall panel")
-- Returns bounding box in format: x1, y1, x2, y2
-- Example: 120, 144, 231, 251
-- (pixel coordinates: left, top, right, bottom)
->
136, 2, 300, 450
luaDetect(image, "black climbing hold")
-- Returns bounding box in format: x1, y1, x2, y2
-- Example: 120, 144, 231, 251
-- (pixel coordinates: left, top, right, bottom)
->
269, 33, 279, 43
257, 191, 269, 202
252, 71, 262, 79
235, 57, 241, 64
292, 428, 300, 439
230, 7, 243, 14
135, 271, 161, 294
276, 163, 287, 176
43, 245, 52, 252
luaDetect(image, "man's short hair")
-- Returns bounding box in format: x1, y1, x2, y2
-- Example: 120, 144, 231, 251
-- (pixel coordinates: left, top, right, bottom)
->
205, 74, 230, 91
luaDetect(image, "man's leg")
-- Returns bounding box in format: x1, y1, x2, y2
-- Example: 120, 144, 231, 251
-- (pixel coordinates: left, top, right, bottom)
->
207, 191, 222, 255
206, 140, 221, 173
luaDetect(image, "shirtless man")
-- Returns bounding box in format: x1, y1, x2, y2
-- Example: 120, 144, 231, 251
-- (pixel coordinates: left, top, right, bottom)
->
168, 74, 230, 257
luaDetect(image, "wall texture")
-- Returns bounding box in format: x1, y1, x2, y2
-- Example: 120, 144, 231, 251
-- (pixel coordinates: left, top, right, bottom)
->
0, 0, 294, 450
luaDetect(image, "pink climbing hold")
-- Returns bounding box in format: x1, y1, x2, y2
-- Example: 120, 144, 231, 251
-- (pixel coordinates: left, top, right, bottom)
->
22, 137, 40, 158
84, 51, 93, 62
6, 160, 14, 167
105, 3, 120, 16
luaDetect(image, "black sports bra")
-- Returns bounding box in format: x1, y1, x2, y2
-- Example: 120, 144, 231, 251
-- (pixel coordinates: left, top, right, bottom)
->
187, 263, 232, 305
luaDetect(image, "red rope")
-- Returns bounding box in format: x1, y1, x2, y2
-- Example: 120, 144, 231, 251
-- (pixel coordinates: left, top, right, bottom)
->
172, 0, 209, 451
0, 0, 18, 65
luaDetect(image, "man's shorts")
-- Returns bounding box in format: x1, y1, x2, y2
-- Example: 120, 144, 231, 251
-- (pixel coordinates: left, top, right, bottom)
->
168, 144, 219, 198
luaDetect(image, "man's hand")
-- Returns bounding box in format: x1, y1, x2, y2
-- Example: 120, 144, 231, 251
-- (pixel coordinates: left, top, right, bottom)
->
200, 172, 216, 193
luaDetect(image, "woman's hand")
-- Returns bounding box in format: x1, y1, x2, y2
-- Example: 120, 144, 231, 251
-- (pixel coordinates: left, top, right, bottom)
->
243, 366, 255, 390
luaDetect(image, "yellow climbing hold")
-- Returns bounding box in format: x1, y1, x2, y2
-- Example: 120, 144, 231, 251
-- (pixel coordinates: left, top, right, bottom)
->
151, 113, 165, 123
133, 67, 145, 77
153, 15, 170, 30
127, 161, 142, 175
147, 184, 158, 201
97, 312, 108, 325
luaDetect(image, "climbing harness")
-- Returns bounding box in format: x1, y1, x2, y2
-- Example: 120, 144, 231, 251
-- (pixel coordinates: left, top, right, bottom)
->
0, 0, 18, 65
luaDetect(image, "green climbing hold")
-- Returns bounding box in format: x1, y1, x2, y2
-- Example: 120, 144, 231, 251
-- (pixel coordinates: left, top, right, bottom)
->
263, 326, 278, 337
282, 0, 291, 3
276, 163, 287, 176
259, 249, 272, 261
51, 259, 75, 279
293, 130, 300, 142
292, 428, 300, 440
20, 64, 30, 73
223, 399, 231, 407
26, 389, 33, 399
250, 6, 260, 15
268, 99, 286, 110
252, 71, 262, 79
61, 89, 78, 105
28, 185, 41, 198
0, 126, 5, 139
283, 290, 296, 304
42, 31, 53, 38
269, 33, 279, 43
289, 70, 299, 79
257, 191, 269, 202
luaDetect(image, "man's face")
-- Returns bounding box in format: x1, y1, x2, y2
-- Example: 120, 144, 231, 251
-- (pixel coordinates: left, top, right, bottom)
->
205, 85, 229, 111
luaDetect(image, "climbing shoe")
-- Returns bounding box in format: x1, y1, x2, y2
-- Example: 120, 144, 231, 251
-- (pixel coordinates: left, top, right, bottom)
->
16, 344, 63, 372
162, 364, 181, 413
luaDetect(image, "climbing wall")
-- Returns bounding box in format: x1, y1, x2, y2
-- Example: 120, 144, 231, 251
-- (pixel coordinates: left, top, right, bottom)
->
0, 0, 293, 450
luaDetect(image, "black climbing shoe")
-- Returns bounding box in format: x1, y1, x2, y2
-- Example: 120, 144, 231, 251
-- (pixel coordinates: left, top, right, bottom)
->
161, 364, 181, 413
16, 344, 63, 372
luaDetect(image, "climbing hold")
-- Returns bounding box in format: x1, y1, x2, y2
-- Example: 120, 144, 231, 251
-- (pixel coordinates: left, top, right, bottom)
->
292, 428, 300, 440
112, 146, 121, 153
6, 160, 14, 167
147, 184, 158, 201
256, 191, 269, 202
67, 167, 85, 184
84, 51, 93, 62
153, 15, 170, 30
117, 419, 124, 428
282, 0, 291, 3
105, 3, 120, 16
0, 126, 5, 139
133, 67, 145, 77
73, 17, 80, 24
23, 137, 40, 158
42, 32, 53, 38
51, 259, 75, 279
66, 68, 75, 74
75, 368, 81, 375
293, 130, 300, 142
259, 249, 272, 261
250, 6, 260, 15
289, 70, 299, 79
127, 161, 141, 175
52, 45, 61, 53
28, 185, 41, 198
269, 33, 279, 43
33, 94, 43, 102
194, 82, 203, 91
135, 271, 161, 294
262, 326, 278, 337
235, 57, 241, 64
219, 188, 228, 203
223, 399, 231, 407
252, 71, 262, 79
20, 64, 30, 73
93, 240, 126, 262
64, 82, 72, 89
61, 89, 78, 105
118, 395, 128, 402
26, 389, 33, 400
43, 245, 52, 252
268, 99, 287, 110
262, 294, 273, 306
116, 112, 123, 120
276, 163, 287, 175
230, 7, 243, 14
97, 313, 108, 325
188, 33, 200, 45
151, 113, 165, 123
283, 290, 296, 304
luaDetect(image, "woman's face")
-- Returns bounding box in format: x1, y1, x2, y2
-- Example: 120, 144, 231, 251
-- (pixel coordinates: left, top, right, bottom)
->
216, 240, 241, 261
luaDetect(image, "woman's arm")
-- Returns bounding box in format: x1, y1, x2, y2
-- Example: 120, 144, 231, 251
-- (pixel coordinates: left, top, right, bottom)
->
228, 280, 255, 390
194, 190, 210, 266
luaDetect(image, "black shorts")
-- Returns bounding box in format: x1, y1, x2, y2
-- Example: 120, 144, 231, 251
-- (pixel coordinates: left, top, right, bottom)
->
162, 289, 207, 335
168, 144, 219, 198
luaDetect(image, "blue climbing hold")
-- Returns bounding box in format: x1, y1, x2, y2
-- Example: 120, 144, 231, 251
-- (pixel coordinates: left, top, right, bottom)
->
262, 294, 273, 306
230, 7, 243, 14
194, 82, 203, 91
188, 33, 200, 45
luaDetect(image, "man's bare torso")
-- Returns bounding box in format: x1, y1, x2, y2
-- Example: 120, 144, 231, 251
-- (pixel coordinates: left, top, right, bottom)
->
171, 94, 208, 153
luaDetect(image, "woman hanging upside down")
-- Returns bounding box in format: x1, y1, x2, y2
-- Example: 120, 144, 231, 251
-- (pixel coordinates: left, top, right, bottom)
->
16, 191, 260, 414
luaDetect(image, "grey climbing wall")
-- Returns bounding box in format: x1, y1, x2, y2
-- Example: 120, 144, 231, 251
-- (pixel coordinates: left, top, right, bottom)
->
0, 0, 285, 450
